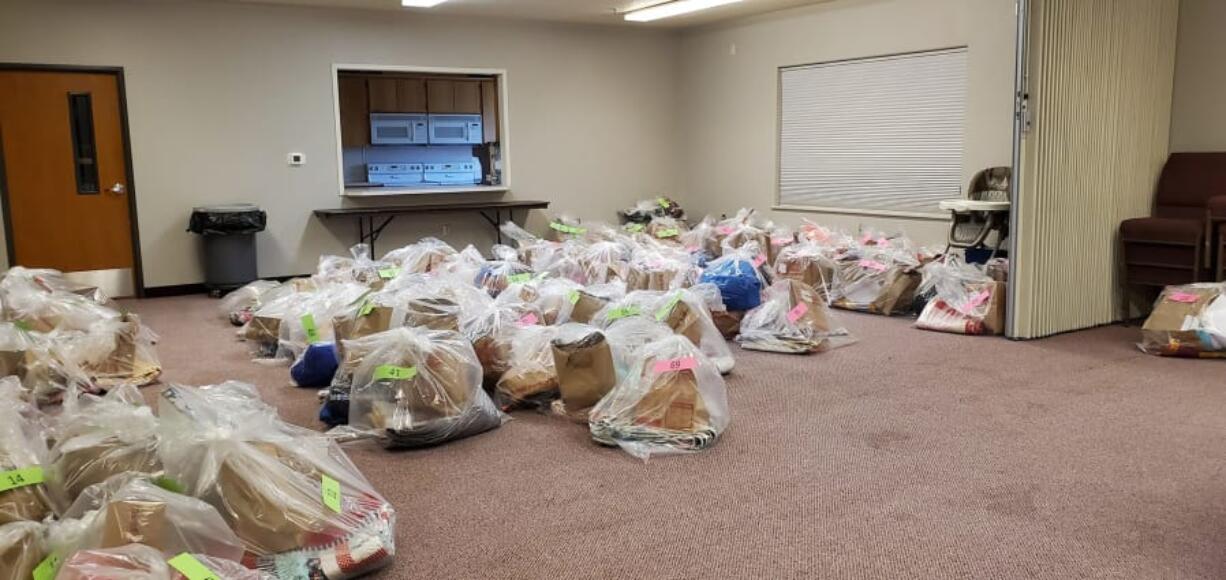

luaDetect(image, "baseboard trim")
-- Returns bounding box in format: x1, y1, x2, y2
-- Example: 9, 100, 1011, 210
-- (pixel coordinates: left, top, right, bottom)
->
143, 275, 308, 298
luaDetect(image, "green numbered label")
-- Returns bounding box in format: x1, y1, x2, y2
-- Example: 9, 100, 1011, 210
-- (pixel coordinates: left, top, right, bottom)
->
12, 320, 31, 332
301, 314, 320, 343
625, 223, 645, 233
606, 306, 640, 321
377, 267, 401, 279
567, 290, 581, 305
168, 553, 221, 580
32, 553, 61, 580
0, 466, 43, 493
657, 197, 669, 208
374, 364, 417, 381
550, 222, 586, 235
358, 300, 375, 317
508, 273, 532, 284
655, 228, 679, 239
655, 294, 683, 322
322, 474, 342, 514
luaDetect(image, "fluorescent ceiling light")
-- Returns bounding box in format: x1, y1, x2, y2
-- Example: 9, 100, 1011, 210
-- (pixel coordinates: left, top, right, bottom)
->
623, 0, 742, 22
401, 0, 448, 7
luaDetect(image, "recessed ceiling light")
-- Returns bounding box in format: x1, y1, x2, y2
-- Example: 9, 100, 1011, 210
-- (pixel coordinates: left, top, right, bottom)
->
401, 0, 448, 7
623, 0, 743, 22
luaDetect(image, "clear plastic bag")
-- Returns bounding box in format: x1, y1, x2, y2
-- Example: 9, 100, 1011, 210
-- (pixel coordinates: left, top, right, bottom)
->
738, 279, 854, 354
0, 520, 46, 580
915, 256, 1005, 336
381, 237, 458, 275
60, 314, 162, 389
474, 250, 534, 298
49, 475, 245, 563
545, 214, 587, 243
699, 243, 765, 311
0, 322, 93, 403
219, 280, 281, 326
0, 377, 53, 526
277, 283, 369, 362
830, 247, 922, 315
1137, 283, 1226, 357
46, 385, 162, 510
157, 383, 397, 577
649, 287, 735, 374
462, 300, 542, 387
314, 244, 386, 288
589, 335, 729, 460
0, 266, 111, 306
579, 241, 628, 286
495, 324, 561, 410
2, 285, 119, 334
773, 242, 837, 302
345, 327, 505, 448
56, 543, 276, 580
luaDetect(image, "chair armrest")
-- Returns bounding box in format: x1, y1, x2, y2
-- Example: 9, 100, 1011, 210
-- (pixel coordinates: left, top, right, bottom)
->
1208, 196, 1226, 219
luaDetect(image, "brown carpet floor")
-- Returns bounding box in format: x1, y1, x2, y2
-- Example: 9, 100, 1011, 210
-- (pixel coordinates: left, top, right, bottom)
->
124, 295, 1226, 579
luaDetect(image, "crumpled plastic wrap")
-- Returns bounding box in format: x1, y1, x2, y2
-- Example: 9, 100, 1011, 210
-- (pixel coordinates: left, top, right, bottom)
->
345, 327, 505, 448
381, 237, 458, 275
158, 382, 397, 578
46, 385, 162, 510
0, 377, 53, 527
56, 543, 275, 580
773, 242, 837, 302
0, 266, 111, 306
0, 322, 93, 403
60, 314, 162, 389
2, 284, 119, 334
0, 520, 46, 580
276, 283, 369, 362
737, 279, 854, 354
220, 280, 282, 326
315, 244, 388, 288
915, 256, 1005, 336
495, 324, 561, 410
47, 475, 245, 563
590, 335, 730, 460
648, 286, 736, 374
545, 214, 587, 243
1137, 283, 1226, 357
462, 300, 542, 388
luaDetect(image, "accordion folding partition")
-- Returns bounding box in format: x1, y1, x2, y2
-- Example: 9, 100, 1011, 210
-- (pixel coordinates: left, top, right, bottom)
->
1007, 0, 1181, 339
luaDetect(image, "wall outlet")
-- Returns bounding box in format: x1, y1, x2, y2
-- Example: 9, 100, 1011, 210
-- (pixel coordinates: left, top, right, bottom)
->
287, 152, 305, 166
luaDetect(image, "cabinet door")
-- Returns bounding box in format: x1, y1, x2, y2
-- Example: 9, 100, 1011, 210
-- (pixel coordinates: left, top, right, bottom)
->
367, 77, 398, 113
396, 78, 427, 112
338, 76, 370, 147
480, 79, 499, 143
426, 79, 455, 113
453, 80, 482, 114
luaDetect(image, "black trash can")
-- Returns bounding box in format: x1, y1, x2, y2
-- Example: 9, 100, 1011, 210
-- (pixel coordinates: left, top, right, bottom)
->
188, 203, 267, 296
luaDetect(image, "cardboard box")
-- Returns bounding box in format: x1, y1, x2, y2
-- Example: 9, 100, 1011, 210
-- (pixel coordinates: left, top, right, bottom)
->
632, 369, 709, 433
99, 499, 167, 549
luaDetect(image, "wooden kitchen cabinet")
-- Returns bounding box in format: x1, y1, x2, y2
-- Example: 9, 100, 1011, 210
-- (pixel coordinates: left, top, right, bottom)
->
396, 78, 428, 112
367, 77, 398, 113
480, 79, 499, 143
426, 79, 482, 114
338, 75, 370, 147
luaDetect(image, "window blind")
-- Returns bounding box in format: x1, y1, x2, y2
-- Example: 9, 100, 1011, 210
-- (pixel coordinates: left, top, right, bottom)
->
779, 48, 968, 215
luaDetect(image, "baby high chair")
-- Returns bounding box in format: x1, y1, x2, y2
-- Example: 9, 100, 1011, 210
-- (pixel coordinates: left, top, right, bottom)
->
940, 167, 1012, 259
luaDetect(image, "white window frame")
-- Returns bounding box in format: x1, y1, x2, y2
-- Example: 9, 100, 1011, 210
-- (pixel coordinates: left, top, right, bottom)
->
331, 63, 511, 197
774, 47, 968, 220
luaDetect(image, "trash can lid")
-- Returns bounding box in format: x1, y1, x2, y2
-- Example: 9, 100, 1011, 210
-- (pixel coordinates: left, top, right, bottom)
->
193, 203, 261, 214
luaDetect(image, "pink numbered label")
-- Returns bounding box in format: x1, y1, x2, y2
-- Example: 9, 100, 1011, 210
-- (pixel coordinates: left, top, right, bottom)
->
958, 291, 991, 315
860, 233, 873, 244
876, 237, 890, 247
787, 302, 809, 323
518, 313, 539, 326
771, 236, 792, 246
858, 259, 888, 272
653, 356, 697, 374
753, 254, 767, 267
717, 226, 736, 235
1168, 292, 1200, 304
685, 245, 699, 253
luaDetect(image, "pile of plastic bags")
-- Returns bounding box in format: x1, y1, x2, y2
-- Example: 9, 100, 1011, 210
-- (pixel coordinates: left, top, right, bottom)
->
914, 256, 1006, 335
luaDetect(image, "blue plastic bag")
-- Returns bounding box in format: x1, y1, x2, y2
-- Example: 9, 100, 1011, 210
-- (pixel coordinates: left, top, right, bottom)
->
700, 257, 762, 311
290, 342, 339, 388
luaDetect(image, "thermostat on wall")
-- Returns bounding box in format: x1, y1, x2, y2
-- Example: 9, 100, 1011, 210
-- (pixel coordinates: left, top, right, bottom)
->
287, 152, 305, 166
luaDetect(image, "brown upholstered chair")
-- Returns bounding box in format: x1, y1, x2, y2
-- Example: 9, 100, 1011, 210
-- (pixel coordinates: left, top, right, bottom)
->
1120, 152, 1226, 315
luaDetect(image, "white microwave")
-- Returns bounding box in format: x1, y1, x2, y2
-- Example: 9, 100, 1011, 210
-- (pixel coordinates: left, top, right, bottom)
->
370, 113, 428, 145
428, 114, 483, 145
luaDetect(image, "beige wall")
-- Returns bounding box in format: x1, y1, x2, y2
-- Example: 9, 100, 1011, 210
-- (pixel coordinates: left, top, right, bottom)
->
1171, 0, 1226, 152
675, 0, 1017, 246
0, 0, 681, 286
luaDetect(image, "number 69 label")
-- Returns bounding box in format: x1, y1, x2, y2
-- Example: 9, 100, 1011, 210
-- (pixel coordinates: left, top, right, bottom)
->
652, 356, 697, 375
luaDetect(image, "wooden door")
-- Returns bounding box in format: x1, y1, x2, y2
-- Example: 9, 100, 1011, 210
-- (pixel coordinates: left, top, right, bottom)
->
426, 79, 455, 113
396, 78, 427, 112
367, 77, 398, 112
337, 75, 369, 147
452, 81, 482, 114
480, 79, 499, 143
0, 70, 136, 287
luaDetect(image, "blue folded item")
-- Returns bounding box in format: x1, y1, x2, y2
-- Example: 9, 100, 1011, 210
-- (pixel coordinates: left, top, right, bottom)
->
290, 342, 339, 388
700, 258, 762, 310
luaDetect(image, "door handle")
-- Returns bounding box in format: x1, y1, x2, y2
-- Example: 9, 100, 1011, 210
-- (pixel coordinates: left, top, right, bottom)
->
109, 183, 127, 195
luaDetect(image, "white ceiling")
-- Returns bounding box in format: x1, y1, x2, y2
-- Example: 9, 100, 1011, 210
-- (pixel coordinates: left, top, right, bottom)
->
230, 0, 829, 28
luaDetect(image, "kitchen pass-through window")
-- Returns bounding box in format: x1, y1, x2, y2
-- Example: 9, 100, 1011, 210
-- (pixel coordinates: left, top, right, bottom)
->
778, 47, 968, 217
